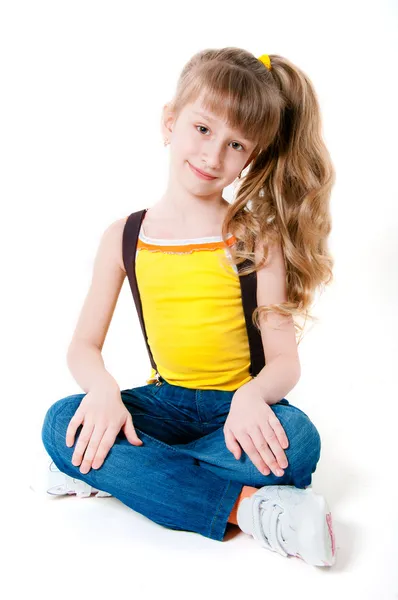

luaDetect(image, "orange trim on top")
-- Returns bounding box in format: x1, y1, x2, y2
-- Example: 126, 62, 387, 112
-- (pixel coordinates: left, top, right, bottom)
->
137, 235, 237, 253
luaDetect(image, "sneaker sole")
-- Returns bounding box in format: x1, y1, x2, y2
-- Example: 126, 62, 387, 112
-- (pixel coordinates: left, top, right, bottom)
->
46, 483, 112, 498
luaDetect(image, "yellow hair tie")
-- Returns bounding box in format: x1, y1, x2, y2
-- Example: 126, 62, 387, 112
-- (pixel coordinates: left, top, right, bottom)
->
258, 54, 272, 70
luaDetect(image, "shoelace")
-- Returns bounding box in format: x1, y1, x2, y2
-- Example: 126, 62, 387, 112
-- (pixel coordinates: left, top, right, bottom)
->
251, 495, 289, 558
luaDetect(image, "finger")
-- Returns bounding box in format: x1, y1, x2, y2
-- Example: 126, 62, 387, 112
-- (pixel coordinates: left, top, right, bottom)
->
269, 412, 289, 449
78, 424, 106, 474
66, 411, 84, 447
124, 414, 143, 445
238, 432, 271, 476
250, 427, 284, 476
71, 421, 95, 467
260, 421, 288, 470
224, 426, 242, 459
91, 427, 119, 470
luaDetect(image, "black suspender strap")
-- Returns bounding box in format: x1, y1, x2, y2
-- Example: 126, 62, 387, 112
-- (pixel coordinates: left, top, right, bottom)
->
122, 209, 157, 373
238, 257, 266, 377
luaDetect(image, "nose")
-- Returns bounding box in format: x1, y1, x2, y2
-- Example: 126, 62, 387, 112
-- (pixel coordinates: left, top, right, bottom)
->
202, 140, 224, 170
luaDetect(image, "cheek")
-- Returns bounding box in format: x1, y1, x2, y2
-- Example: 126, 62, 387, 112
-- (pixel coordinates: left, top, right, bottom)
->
180, 133, 197, 154
175, 140, 197, 166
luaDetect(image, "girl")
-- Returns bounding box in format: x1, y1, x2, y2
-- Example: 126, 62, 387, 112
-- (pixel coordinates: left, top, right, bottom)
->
39, 47, 336, 567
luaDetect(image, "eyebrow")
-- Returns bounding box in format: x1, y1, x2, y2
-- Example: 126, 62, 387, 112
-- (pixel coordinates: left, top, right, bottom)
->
192, 110, 218, 122
191, 110, 252, 143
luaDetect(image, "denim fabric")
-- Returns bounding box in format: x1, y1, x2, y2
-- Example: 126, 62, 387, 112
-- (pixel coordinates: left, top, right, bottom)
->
41, 379, 321, 542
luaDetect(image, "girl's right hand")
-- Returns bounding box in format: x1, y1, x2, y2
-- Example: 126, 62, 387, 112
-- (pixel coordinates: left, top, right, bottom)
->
65, 376, 143, 474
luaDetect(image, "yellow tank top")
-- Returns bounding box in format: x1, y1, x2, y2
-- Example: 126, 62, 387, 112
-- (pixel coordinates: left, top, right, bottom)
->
135, 226, 253, 391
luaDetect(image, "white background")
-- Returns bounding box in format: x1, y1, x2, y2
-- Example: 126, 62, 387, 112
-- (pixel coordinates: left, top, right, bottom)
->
1, 1, 397, 598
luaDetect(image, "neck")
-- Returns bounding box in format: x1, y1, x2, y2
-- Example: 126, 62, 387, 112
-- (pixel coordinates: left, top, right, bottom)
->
154, 163, 231, 225
156, 196, 228, 224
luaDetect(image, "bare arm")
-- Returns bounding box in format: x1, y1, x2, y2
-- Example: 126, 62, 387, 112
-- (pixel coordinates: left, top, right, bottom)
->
66, 218, 127, 393
252, 237, 301, 405
252, 354, 301, 406
67, 341, 118, 394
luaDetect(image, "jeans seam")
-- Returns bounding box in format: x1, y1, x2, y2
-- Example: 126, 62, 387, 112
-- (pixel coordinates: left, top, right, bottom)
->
48, 400, 79, 477
195, 388, 206, 423
132, 413, 196, 424
209, 479, 234, 538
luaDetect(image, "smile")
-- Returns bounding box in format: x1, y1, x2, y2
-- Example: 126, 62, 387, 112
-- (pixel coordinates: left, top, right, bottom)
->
188, 162, 218, 180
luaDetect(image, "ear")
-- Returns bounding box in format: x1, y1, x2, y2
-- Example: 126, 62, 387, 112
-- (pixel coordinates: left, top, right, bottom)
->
160, 102, 176, 141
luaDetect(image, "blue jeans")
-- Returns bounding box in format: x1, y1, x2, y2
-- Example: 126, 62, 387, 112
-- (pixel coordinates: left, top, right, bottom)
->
41, 379, 321, 542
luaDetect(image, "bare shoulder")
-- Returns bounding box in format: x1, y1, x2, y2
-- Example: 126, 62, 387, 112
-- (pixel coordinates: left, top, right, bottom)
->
254, 233, 287, 304
103, 216, 129, 273
254, 234, 300, 366
67, 216, 130, 351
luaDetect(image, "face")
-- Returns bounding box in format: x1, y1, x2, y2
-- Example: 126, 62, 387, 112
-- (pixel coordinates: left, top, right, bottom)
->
161, 95, 258, 196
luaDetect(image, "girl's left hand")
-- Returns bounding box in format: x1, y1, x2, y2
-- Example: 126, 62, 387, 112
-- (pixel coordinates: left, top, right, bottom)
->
223, 379, 289, 477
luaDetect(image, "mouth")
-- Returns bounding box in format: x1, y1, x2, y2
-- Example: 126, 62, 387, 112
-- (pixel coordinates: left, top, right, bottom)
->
188, 162, 218, 181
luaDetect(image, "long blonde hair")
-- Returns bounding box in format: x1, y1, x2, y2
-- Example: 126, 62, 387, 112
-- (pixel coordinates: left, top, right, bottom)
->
169, 47, 336, 343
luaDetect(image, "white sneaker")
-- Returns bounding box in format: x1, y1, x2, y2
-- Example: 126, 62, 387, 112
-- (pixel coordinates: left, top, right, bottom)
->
237, 485, 336, 567
29, 450, 112, 499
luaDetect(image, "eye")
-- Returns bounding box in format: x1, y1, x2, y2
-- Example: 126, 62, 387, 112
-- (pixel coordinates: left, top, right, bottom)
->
231, 141, 244, 152
195, 125, 245, 152
196, 125, 209, 135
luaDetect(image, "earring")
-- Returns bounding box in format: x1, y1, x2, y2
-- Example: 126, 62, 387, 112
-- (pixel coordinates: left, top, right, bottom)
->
164, 138, 169, 146
259, 187, 265, 197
